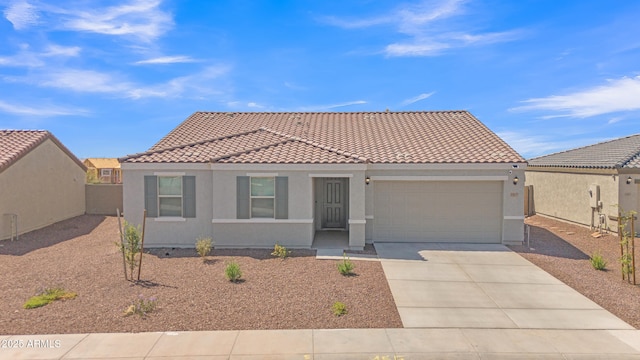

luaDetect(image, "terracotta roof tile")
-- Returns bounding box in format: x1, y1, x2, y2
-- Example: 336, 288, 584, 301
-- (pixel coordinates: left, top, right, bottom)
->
0, 130, 86, 173
528, 134, 640, 169
124, 111, 524, 164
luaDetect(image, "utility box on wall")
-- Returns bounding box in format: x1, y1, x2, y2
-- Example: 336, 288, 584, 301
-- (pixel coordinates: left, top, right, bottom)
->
589, 184, 600, 209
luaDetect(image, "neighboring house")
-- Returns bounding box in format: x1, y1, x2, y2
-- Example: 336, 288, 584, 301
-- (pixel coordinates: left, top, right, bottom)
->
84, 158, 122, 184
526, 134, 640, 231
0, 130, 86, 240
120, 111, 526, 249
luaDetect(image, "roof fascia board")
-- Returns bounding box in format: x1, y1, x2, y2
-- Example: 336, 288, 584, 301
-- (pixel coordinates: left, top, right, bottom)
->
526, 166, 617, 175
368, 163, 527, 171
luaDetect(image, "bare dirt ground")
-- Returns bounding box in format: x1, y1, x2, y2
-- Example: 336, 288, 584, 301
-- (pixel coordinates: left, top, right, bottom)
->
0, 215, 402, 335
509, 214, 640, 329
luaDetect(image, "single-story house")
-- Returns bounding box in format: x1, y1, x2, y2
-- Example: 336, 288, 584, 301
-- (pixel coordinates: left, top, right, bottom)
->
526, 134, 640, 231
84, 158, 122, 184
0, 130, 86, 240
120, 111, 526, 249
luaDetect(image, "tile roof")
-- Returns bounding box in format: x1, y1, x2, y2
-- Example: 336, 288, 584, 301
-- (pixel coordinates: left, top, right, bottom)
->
122, 111, 525, 164
84, 158, 121, 169
528, 134, 640, 169
0, 130, 86, 173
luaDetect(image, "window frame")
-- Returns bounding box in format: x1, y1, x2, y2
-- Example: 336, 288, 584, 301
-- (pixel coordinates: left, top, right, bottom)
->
250, 176, 275, 218
100, 168, 112, 177
157, 175, 183, 217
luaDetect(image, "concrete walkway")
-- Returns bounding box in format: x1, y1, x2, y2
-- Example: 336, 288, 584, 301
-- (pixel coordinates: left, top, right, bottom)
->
375, 242, 635, 330
2, 328, 640, 359
4, 243, 640, 359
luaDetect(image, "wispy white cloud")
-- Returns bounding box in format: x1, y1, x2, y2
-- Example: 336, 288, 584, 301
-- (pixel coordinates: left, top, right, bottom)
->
496, 131, 603, 158
127, 65, 232, 99
0, 43, 81, 67
0, 99, 87, 117
134, 56, 197, 65
57, 0, 173, 42
4, 0, 39, 30
401, 92, 435, 106
323, 0, 521, 57
4, 0, 173, 42
4, 64, 231, 99
35, 69, 133, 93
42, 44, 81, 57
511, 76, 640, 118
297, 100, 367, 112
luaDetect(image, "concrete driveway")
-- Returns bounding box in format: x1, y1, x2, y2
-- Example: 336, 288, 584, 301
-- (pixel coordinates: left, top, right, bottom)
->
375, 242, 635, 330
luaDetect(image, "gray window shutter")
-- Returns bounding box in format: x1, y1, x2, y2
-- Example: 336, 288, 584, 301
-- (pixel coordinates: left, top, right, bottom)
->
183, 176, 196, 218
144, 175, 158, 218
237, 176, 250, 219
275, 176, 288, 219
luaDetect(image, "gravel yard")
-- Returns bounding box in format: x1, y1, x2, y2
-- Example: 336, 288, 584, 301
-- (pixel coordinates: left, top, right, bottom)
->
0, 215, 402, 335
510, 214, 640, 329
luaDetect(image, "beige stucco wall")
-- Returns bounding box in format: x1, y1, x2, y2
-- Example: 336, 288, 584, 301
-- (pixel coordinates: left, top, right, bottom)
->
85, 184, 123, 215
122, 168, 213, 248
0, 139, 85, 240
122, 163, 525, 247
526, 170, 621, 229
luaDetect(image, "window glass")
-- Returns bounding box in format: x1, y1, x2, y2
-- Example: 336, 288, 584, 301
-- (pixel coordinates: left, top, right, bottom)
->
158, 176, 182, 217
250, 177, 275, 197
251, 198, 275, 218
159, 176, 182, 195
159, 197, 182, 217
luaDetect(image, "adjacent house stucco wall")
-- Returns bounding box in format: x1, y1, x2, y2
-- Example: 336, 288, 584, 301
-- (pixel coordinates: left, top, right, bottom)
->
0, 139, 86, 240
526, 169, 620, 229
86, 184, 123, 215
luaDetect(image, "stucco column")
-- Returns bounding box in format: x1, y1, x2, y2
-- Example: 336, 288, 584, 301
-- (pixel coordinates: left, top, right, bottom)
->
349, 171, 366, 249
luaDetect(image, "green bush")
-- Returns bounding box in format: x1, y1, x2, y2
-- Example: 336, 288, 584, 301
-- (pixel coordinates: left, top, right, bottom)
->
195, 237, 213, 260
123, 294, 158, 317
118, 221, 142, 280
24, 287, 77, 309
271, 243, 291, 260
332, 301, 347, 316
590, 252, 607, 271
337, 252, 355, 276
225, 260, 242, 282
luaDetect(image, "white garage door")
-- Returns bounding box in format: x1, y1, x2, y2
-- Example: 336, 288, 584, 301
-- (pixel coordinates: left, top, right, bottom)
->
373, 181, 503, 243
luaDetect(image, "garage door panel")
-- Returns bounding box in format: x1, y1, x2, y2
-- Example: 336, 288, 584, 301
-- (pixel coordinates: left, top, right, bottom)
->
373, 181, 502, 243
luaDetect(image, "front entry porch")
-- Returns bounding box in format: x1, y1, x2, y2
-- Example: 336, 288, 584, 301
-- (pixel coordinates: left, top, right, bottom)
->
311, 230, 349, 250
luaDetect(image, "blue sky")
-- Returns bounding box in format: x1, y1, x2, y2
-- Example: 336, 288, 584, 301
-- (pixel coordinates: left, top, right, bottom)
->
1, 0, 639, 159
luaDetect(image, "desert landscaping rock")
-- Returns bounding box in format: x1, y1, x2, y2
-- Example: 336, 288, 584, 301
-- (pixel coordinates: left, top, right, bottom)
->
510, 215, 640, 329
0, 215, 402, 335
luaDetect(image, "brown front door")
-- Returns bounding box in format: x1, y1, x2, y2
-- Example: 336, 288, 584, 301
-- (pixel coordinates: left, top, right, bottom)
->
322, 178, 346, 228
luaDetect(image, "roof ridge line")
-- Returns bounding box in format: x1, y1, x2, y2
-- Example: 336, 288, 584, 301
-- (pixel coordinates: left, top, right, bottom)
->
259, 127, 369, 163
119, 129, 263, 162
530, 133, 640, 162
210, 137, 293, 163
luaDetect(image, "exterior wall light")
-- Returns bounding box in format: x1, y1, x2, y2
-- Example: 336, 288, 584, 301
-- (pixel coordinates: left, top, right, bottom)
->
513, 176, 519, 185
628, 176, 633, 185
365, 176, 371, 185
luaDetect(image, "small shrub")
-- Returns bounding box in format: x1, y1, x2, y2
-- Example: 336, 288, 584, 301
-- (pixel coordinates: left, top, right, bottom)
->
117, 221, 142, 279
271, 243, 291, 260
225, 260, 242, 282
332, 301, 347, 316
195, 236, 213, 260
337, 252, 355, 276
24, 287, 77, 309
124, 294, 157, 317
590, 252, 607, 271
